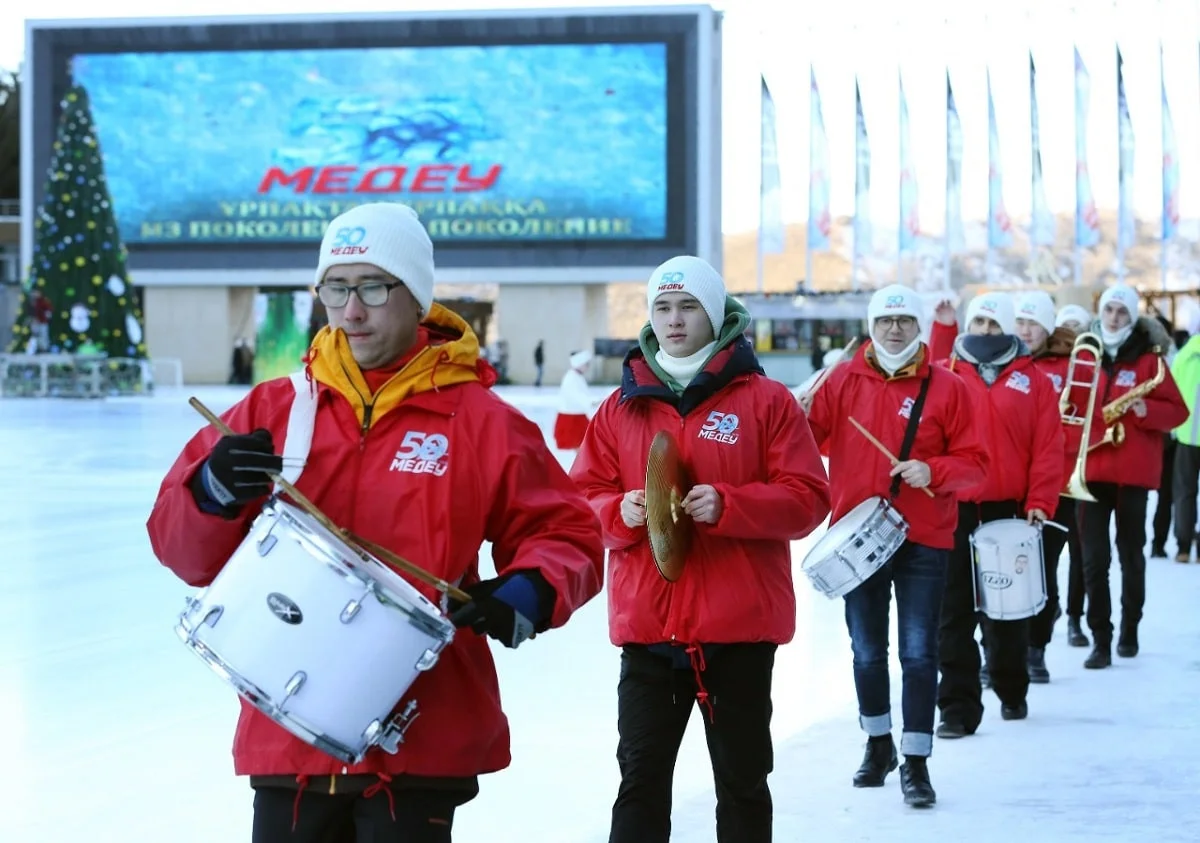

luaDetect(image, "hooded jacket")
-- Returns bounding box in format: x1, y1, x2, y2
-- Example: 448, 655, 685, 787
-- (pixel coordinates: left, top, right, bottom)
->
147, 303, 604, 780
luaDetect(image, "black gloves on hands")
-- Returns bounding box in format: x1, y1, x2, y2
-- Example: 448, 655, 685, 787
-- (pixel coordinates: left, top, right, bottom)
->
191, 428, 282, 517
448, 570, 557, 650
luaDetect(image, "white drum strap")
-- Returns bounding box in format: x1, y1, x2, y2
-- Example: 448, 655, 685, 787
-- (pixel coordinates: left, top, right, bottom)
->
275, 370, 319, 493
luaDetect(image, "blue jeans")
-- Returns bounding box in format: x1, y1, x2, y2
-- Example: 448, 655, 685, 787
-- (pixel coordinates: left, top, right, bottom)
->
843, 541, 948, 757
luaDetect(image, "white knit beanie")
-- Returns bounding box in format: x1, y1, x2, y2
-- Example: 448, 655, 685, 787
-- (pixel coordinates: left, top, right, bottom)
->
866, 284, 924, 330
314, 203, 435, 314
966, 292, 1016, 334
1055, 304, 1092, 329
1098, 284, 1140, 320
1014, 291, 1057, 334
647, 255, 727, 338
569, 350, 593, 370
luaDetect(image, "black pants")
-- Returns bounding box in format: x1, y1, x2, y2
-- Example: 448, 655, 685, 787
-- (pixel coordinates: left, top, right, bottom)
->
1029, 496, 1080, 647
1078, 483, 1149, 645
1153, 436, 1176, 549
609, 643, 776, 843
938, 501, 1030, 731
251, 782, 476, 843
1173, 442, 1200, 554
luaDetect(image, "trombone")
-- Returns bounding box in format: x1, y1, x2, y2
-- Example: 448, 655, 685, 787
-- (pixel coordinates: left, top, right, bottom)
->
1059, 332, 1103, 502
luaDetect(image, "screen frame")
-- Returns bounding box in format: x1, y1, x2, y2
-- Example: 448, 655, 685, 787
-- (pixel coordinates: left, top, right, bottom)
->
22, 7, 721, 284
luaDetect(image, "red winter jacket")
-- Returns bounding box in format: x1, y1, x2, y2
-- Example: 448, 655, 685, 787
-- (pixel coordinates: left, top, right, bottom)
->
940, 343, 1065, 515
147, 306, 604, 779
569, 336, 830, 647
1078, 318, 1189, 489
807, 344, 987, 550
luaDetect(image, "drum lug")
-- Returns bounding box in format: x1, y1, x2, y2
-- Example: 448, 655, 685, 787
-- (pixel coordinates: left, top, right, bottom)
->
283, 671, 307, 701
257, 534, 278, 557
415, 647, 443, 672
372, 700, 420, 754
340, 599, 362, 623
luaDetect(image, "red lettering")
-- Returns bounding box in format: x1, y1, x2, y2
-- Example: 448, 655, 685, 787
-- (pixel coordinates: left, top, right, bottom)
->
259, 164, 503, 194
312, 166, 357, 194
411, 164, 455, 192
257, 166, 316, 193
453, 164, 502, 192
356, 166, 407, 193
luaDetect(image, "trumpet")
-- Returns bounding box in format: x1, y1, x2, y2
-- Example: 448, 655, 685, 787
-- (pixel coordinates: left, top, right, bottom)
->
1059, 332, 1103, 502
1086, 354, 1166, 453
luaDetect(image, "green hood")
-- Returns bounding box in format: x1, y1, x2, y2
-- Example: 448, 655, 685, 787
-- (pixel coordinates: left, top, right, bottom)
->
637, 295, 753, 395
1172, 335, 1200, 444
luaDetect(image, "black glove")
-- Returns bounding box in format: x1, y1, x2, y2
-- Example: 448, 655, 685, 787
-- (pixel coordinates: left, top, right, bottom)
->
191, 428, 282, 516
447, 570, 557, 649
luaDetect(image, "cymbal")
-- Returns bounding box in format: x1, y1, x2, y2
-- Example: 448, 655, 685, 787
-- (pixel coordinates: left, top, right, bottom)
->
645, 430, 692, 582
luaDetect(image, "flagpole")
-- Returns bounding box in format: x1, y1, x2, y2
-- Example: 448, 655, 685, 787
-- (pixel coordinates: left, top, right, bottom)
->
1161, 38, 1168, 292
757, 74, 765, 294
944, 68, 951, 292
1116, 40, 1127, 286
897, 67, 903, 285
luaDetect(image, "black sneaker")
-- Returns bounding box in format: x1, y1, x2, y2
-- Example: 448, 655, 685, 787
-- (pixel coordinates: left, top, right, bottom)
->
1084, 644, 1112, 669
1066, 617, 1089, 648
936, 720, 970, 739
1151, 544, 1167, 559
1000, 701, 1028, 720
1027, 647, 1050, 684
852, 735, 898, 788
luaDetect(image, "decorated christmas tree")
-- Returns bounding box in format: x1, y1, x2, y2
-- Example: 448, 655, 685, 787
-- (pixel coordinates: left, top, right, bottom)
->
8, 82, 146, 358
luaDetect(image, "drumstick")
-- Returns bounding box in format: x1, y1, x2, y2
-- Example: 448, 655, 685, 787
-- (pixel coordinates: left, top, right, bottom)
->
847, 415, 936, 498
188, 397, 473, 604
803, 337, 859, 399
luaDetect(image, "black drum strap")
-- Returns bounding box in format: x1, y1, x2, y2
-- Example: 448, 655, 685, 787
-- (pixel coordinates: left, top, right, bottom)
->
889, 372, 933, 501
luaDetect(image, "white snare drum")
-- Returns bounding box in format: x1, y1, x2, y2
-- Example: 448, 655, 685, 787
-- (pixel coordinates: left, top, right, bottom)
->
801, 496, 909, 598
176, 498, 455, 765
970, 519, 1047, 621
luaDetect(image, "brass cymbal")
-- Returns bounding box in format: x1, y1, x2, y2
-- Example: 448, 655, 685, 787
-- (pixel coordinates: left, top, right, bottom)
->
645, 430, 693, 582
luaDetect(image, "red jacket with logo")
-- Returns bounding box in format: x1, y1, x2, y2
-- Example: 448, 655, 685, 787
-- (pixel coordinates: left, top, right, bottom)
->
147, 307, 604, 779
1073, 318, 1189, 489
569, 336, 831, 647
807, 344, 988, 550
1029, 352, 1080, 492
940, 347, 1065, 515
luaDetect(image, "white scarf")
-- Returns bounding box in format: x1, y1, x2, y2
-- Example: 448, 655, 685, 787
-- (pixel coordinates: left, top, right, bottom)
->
1101, 324, 1134, 359
656, 341, 717, 386
872, 338, 922, 376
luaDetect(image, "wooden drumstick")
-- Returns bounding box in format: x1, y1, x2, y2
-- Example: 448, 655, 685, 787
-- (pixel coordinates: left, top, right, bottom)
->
188, 397, 473, 604
803, 337, 859, 400
847, 415, 936, 498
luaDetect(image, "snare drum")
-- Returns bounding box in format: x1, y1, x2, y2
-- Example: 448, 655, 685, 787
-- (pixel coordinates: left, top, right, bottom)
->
176, 498, 455, 765
801, 496, 909, 598
969, 519, 1047, 620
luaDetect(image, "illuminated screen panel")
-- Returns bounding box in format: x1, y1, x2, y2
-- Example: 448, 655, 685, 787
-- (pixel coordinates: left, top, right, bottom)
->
71, 44, 669, 246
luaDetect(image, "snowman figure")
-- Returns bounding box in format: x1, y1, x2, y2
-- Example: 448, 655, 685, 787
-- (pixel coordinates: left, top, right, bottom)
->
69, 303, 91, 334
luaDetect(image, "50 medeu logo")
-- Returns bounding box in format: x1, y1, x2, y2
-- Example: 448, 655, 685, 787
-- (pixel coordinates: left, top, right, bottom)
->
698, 411, 740, 445
330, 225, 368, 256
390, 431, 450, 476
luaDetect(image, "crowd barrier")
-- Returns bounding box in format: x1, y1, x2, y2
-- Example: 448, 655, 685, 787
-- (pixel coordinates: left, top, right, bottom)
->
0, 353, 181, 398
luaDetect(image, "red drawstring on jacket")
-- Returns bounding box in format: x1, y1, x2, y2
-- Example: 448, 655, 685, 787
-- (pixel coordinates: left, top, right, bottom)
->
291, 774, 311, 831
363, 772, 397, 821
302, 347, 319, 388
685, 644, 715, 723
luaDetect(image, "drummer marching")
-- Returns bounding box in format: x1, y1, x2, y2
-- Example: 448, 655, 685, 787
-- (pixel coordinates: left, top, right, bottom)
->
803, 283, 987, 808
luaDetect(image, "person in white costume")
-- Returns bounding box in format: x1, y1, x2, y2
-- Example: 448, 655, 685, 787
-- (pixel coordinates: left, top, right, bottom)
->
554, 350, 595, 450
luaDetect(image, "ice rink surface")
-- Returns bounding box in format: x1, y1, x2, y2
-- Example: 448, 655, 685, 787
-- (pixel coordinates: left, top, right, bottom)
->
2, 385, 1198, 842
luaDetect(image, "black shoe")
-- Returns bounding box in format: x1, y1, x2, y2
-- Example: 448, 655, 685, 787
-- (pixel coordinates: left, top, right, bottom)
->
936, 720, 970, 739
852, 735, 898, 787
899, 757, 936, 807
1027, 647, 1050, 684
1117, 627, 1139, 658
1000, 701, 1028, 720
1067, 617, 1089, 648
1084, 644, 1112, 669
1151, 544, 1167, 559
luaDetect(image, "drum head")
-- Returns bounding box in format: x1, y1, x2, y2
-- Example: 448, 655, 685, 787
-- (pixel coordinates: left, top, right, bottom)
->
646, 430, 692, 582
803, 497, 886, 568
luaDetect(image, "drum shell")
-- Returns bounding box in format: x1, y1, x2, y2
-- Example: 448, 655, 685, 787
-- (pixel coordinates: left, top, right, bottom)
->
800, 496, 909, 599
969, 518, 1047, 621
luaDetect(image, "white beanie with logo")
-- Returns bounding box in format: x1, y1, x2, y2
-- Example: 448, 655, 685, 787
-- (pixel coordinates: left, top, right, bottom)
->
867, 284, 924, 330
1014, 291, 1057, 334
569, 349, 593, 370
647, 255, 727, 339
1098, 284, 1140, 319
1055, 304, 1092, 329
966, 292, 1016, 335
314, 203, 436, 314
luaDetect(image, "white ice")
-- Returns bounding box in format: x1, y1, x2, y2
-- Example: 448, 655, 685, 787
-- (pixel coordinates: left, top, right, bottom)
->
3, 384, 1199, 842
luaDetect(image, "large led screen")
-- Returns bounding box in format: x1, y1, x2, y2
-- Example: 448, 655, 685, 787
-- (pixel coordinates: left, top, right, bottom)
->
71, 44, 669, 246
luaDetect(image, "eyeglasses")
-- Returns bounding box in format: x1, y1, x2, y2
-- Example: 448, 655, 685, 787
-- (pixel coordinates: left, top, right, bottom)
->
876, 316, 917, 331
315, 281, 404, 308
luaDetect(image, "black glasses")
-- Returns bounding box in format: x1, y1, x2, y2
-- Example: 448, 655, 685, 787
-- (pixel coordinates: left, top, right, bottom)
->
876, 316, 917, 331
316, 281, 404, 308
